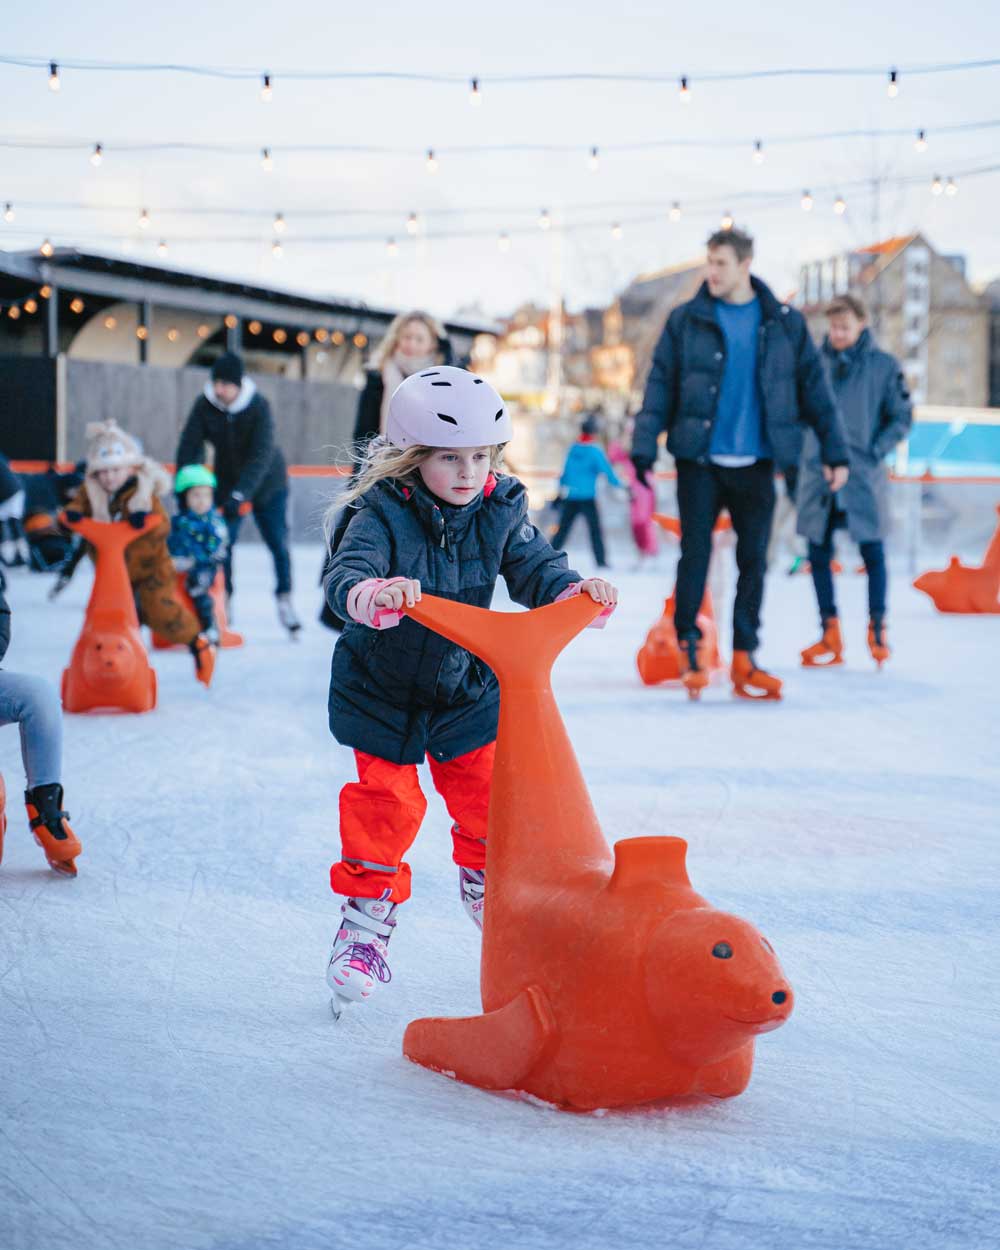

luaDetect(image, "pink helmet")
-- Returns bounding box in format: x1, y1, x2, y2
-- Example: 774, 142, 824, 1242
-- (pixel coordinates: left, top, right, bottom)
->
386, 366, 512, 449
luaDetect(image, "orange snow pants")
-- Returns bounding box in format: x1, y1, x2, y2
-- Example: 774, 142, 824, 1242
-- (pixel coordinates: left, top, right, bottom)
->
330, 742, 496, 903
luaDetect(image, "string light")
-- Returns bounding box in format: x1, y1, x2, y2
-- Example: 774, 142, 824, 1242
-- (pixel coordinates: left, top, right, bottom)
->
167, 327, 179, 343
469, 77, 481, 106
611, 222, 623, 240
314, 328, 329, 343
405, 211, 418, 236
331, 330, 345, 346
589, 146, 600, 172
24, 298, 38, 314
136, 325, 149, 341
224, 314, 238, 329
248, 320, 262, 334
720, 211, 734, 230
801, 189, 814, 212
887, 68, 899, 98
104, 315, 117, 330
196, 324, 211, 338
40, 239, 54, 257
669, 202, 681, 222
273, 212, 286, 234
915, 129, 928, 153
498, 232, 511, 252
138, 207, 150, 230
261, 147, 273, 172
48, 61, 60, 92
70, 297, 85, 313
7, 306, 20, 321
261, 73, 272, 103
679, 75, 691, 104
296, 330, 310, 347
40, 285, 51, 298
273, 328, 287, 343
834, 195, 847, 215
425, 148, 437, 173
90, 142, 103, 167
2, 203, 13, 223
386, 237, 398, 256
353, 332, 368, 348
752, 139, 764, 165
538, 208, 551, 231
272, 239, 283, 258
945, 177, 958, 196
931, 174, 944, 195
157, 240, 168, 257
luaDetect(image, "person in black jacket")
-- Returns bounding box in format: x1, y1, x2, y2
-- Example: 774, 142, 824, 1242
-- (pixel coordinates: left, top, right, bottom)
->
631, 227, 850, 701
176, 352, 300, 635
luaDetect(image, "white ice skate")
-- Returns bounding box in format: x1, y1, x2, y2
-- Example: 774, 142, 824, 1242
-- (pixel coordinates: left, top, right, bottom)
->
276, 593, 302, 639
326, 895, 397, 1018
458, 866, 486, 931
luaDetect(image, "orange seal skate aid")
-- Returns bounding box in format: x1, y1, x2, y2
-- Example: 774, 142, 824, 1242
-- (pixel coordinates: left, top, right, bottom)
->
401, 593, 794, 1111
152, 571, 243, 650
912, 506, 1000, 614
60, 515, 160, 714
636, 590, 721, 693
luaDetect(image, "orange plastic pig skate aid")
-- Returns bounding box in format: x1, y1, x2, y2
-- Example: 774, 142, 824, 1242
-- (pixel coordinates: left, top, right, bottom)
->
912, 505, 1000, 614
152, 571, 243, 650
400, 593, 794, 1111
60, 515, 160, 714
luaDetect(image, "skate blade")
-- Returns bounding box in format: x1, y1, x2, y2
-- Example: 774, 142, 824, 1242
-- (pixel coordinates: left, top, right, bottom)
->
732, 685, 782, 702
801, 654, 844, 668
48, 856, 78, 877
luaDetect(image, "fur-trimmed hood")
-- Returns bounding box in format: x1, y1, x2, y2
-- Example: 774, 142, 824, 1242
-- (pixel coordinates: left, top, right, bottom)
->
83, 420, 170, 522
202, 376, 258, 414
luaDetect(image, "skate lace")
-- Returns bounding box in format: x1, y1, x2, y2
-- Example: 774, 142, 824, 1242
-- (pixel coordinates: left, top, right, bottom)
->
460, 871, 485, 901
339, 938, 392, 983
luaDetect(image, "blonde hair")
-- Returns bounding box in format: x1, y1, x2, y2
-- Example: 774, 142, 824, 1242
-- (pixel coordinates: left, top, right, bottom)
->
324, 437, 506, 542
369, 310, 447, 370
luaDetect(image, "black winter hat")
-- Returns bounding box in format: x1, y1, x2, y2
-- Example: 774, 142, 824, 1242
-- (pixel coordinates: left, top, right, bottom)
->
580, 413, 601, 436
211, 351, 244, 386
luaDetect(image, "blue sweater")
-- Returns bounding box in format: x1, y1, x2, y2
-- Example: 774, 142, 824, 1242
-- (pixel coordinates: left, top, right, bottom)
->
710, 298, 772, 462
559, 441, 623, 500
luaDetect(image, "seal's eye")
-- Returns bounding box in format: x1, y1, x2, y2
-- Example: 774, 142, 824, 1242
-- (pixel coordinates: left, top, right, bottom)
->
712, 942, 733, 959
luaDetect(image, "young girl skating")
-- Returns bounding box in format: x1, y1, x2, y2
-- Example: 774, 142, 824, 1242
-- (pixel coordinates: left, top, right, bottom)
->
322, 366, 617, 1016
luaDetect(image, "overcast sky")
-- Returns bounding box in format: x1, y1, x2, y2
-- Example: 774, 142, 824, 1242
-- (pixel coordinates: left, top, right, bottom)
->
2, 1, 998, 321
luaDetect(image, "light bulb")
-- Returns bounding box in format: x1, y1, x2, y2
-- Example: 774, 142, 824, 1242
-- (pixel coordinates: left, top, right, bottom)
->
261, 73, 272, 103
273, 328, 287, 344
834, 196, 846, 215
40, 238, 54, 257
138, 208, 150, 230
90, 142, 103, 168
354, 332, 368, 349
261, 147, 273, 172
720, 212, 734, 231
331, 330, 345, 346
157, 240, 168, 258
296, 330, 310, 347
248, 320, 262, 335
40, 285, 51, 298
915, 129, 928, 153
752, 139, 764, 165
197, 324, 210, 339
801, 190, 814, 212
272, 240, 283, 258
405, 212, 418, 236
48, 61, 60, 92
945, 177, 958, 197
669, 202, 681, 223
23, 298, 38, 314
469, 77, 481, 106
167, 327, 179, 343
273, 212, 286, 234
887, 68, 898, 98
539, 208, 551, 231
70, 297, 85, 313
611, 223, 623, 240
931, 174, 944, 195
426, 148, 437, 174
679, 75, 691, 104
498, 232, 511, 252
136, 325, 149, 341
589, 146, 600, 172
386, 237, 398, 256
7, 306, 20, 321
224, 314, 238, 329
314, 328, 329, 343
103, 315, 117, 330
3, 203, 13, 223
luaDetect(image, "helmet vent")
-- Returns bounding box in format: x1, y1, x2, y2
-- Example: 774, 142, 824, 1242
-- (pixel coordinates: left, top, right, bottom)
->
495, 409, 504, 421
436, 413, 458, 425
430, 381, 452, 387
420, 371, 440, 378
473, 378, 484, 384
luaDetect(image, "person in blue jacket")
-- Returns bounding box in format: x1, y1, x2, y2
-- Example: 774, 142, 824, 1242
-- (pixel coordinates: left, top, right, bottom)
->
551, 415, 624, 568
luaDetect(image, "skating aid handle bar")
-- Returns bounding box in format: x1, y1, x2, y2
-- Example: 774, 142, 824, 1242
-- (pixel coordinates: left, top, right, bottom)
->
372, 598, 615, 632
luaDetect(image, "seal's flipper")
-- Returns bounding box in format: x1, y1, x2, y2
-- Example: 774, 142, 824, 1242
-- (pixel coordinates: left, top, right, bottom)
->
403, 986, 557, 1092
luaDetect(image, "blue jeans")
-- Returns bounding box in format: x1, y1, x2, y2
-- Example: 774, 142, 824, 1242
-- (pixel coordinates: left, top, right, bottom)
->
808, 529, 887, 622
0, 671, 63, 789
224, 488, 292, 597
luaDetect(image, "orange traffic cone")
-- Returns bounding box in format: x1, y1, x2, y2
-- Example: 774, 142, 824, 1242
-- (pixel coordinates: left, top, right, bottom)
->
913, 506, 1000, 614
400, 593, 794, 1111
152, 571, 243, 650
60, 515, 159, 714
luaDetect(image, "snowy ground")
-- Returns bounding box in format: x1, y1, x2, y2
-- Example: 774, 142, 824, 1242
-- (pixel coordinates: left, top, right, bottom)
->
1, 535, 998, 1250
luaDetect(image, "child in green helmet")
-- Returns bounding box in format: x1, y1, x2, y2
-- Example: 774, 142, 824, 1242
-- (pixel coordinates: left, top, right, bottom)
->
169, 465, 230, 644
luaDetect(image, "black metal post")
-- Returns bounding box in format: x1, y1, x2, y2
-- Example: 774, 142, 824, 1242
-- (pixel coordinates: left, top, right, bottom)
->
226, 317, 242, 353
139, 299, 153, 364
44, 284, 59, 358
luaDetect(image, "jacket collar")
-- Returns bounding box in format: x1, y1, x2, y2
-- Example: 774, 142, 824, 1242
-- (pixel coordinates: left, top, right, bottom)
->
690, 274, 786, 323
822, 327, 872, 362
202, 377, 258, 414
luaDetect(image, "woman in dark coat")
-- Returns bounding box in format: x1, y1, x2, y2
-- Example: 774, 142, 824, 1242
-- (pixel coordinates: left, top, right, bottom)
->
798, 295, 913, 666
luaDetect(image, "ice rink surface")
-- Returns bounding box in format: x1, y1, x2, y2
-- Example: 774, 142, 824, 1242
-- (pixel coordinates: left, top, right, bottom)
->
1, 537, 997, 1250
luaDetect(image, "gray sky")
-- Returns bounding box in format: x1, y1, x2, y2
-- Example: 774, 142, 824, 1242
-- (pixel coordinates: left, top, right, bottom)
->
2, 0, 998, 320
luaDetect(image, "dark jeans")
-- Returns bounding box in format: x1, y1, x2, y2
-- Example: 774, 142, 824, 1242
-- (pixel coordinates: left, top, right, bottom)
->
808, 516, 886, 622
552, 498, 608, 567
225, 488, 292, 597
675, 460, 775, 653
